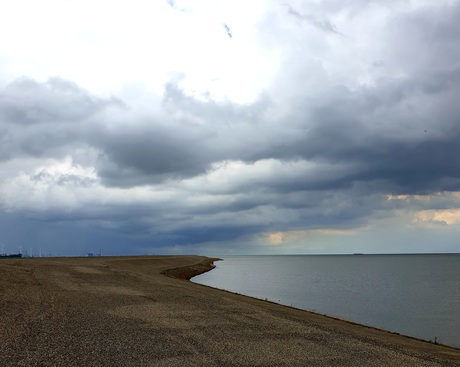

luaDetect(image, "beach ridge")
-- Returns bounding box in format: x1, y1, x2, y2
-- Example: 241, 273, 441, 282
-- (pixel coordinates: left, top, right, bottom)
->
1, 255, 459, 366
161, 257, 222, 280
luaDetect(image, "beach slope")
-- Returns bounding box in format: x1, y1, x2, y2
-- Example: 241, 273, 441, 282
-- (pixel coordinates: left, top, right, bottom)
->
0, 256, 458, 366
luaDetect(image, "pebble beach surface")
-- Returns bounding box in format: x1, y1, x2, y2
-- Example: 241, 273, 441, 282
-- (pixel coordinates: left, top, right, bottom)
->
0, 256, 459, 366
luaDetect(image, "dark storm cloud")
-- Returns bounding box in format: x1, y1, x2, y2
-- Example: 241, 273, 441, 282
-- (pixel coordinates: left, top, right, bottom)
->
0, 78, 215, 185
2, 1, 460, 254
94, 124, 208, 186
159, 224, 265, 245
0, 77, 115, 125
2, 66, 460, 198
0, 77, 123, 161
300, 70, 460, 194
157, 70, 460, 196
93, 79, 275, 186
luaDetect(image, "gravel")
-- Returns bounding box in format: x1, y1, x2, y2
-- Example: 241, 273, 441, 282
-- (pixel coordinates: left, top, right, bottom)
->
1, 256, 459, 366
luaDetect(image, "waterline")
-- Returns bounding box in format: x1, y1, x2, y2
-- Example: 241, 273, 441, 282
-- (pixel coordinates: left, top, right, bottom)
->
193, 254, 460, 348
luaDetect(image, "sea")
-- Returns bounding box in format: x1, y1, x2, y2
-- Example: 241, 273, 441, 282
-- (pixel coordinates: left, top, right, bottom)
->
192, 254, 460, 348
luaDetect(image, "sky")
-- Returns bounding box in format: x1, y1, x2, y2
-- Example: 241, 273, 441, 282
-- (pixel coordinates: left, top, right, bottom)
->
1, 0, 460, 256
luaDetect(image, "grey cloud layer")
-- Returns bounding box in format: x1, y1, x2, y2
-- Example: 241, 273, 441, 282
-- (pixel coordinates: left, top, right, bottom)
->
4, 74, 459, 194
0, 77, 122, 161
1, 1, 460, 253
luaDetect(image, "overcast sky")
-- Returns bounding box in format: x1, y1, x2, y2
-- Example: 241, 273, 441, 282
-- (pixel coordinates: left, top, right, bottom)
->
1, 0, 460, 256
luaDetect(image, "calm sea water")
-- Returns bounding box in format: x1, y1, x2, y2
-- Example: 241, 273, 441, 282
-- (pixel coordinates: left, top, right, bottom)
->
192, 254, 460, 348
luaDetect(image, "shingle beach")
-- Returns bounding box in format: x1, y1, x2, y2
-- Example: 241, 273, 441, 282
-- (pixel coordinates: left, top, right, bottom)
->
1, 256, 459, 366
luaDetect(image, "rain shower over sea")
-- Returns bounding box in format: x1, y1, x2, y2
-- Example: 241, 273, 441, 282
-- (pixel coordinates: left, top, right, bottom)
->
192, 254, 460, 348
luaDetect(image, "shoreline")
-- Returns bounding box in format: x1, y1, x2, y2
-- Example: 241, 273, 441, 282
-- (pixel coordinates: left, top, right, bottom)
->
170, 257, 460, 352
1, 255, 459, 366
161, 257, 222, 280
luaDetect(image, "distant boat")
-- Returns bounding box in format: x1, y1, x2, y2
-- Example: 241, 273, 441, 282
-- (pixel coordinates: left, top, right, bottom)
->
353, 253, 364, 255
